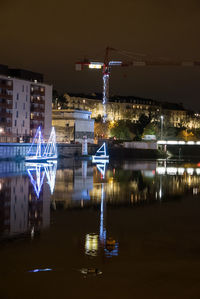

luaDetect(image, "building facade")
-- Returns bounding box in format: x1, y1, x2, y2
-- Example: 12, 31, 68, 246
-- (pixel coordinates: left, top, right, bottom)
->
0, 65, 52, 142
60, 93, 189, 128
52, 109, 94, 143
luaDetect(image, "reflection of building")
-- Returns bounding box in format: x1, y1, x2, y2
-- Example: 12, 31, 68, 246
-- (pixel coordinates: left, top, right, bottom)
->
52, 161, 94, 208
52, 109, 94, 143
0, 65, 52, 142
0, 170, 51, 239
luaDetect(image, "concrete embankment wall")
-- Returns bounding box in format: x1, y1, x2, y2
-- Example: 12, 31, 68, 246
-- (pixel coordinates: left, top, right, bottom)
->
123, 141, 157, 150
0, 143, 98, 160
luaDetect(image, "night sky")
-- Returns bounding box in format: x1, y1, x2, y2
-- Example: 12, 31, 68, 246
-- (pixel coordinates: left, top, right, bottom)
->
1, 0, 200, 110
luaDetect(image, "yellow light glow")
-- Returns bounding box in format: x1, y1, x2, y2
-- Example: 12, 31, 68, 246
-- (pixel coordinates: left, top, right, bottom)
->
85, 234, 99, 256
89, 64, 102, 69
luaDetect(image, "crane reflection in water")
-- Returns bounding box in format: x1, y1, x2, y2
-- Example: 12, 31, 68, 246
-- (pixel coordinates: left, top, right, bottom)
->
85, 159, 119, 258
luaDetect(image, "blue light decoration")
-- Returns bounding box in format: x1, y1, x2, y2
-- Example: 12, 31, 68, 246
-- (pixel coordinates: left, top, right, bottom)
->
28, 268, 52, 273
92, 143, 109, 163
99, 183, 106, 244
25, 127, 57, 161
26, 161, 57, 198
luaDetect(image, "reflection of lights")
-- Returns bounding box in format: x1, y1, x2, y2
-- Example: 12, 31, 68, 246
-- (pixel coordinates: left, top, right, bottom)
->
157, 167, 200, 176
26, 163, 46, 198
156, 167, 166, 175
96, 163, 107, 179
26, 161, 57, 198
29, 268, 52, 273
166, 167, 177, 175
85, 234, 99, 256
159, 188, 162, 198
193, 188, 198, 195
177, 168, 185, 175
196, 169, 200, 175
44, 161, 57, 194
187, 168, 194, 175
105, 242, 119, 258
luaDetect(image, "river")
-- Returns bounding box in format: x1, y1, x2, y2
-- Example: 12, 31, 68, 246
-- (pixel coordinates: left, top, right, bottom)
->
1, 159, 200, 298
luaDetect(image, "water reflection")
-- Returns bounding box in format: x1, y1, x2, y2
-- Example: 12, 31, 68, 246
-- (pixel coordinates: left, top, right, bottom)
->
26, 161, 57, 198
0, 162, 52, 240
1, 159, 200, 242
85, 160, 119, 258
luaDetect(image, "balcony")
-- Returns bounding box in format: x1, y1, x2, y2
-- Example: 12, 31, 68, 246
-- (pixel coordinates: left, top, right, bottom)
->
31, 97, 45, 104
0, 93, 12, 99
0, 112, 12, 118
0, 103, 13, 109
31, 106, 45, 113
0, 82, 13, 90
0, 121, 12, 128
31, 115, 44, 121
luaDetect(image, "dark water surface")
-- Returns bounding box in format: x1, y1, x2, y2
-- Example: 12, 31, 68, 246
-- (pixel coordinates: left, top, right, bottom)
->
1, 159, 200, 298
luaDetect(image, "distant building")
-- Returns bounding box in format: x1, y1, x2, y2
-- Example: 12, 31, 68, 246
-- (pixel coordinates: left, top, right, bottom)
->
63, 93, 161, 123
52, 109, 94, 143
56, 93, 192, 129
0, 64, 52, 142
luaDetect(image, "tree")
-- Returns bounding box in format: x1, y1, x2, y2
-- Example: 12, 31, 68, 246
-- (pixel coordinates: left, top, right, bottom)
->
94, 121, 109, 138
109, 120, 134, 140
143, 122, 158, 137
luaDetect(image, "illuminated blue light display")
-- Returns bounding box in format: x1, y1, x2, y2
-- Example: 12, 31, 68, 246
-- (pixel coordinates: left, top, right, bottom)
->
28, 268, 52, 273
26, 161, 57, 198
26, 127, 57, 161
92, 143, 109, 163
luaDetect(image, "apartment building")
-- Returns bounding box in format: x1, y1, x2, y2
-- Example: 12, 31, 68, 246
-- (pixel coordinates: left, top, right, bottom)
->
63, 93, 161, 123
0, 65, 52, 142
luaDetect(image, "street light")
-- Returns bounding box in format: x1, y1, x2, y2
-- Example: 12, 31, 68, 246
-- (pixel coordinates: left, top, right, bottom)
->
160, 115, 164, 140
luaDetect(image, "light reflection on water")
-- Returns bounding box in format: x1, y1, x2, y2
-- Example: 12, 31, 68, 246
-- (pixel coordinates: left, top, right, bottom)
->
0, 159, 200, 247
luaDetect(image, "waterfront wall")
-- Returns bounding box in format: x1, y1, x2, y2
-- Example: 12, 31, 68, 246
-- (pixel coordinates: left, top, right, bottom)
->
0, 143, 98, 160
123, 141, 157, 150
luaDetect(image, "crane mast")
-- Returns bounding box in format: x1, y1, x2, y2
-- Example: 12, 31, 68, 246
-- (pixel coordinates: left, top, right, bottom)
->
76, 48, 200, 122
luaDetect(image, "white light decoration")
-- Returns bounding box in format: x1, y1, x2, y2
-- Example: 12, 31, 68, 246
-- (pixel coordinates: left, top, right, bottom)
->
157, 140, 167, 144
26, 161, 57, 198
178, 141, 185, 145
177, 168, 185, 175
156, 167, 166, 175
187, 168, 194, 175
167, 141, 178, 145
26, 127, 57, 161
166, 167, 178, 175
187, 141, 195, 145
92, 143, 109, 163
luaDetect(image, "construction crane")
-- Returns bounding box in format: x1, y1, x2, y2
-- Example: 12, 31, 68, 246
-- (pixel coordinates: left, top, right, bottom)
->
75, 47, 200, 122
